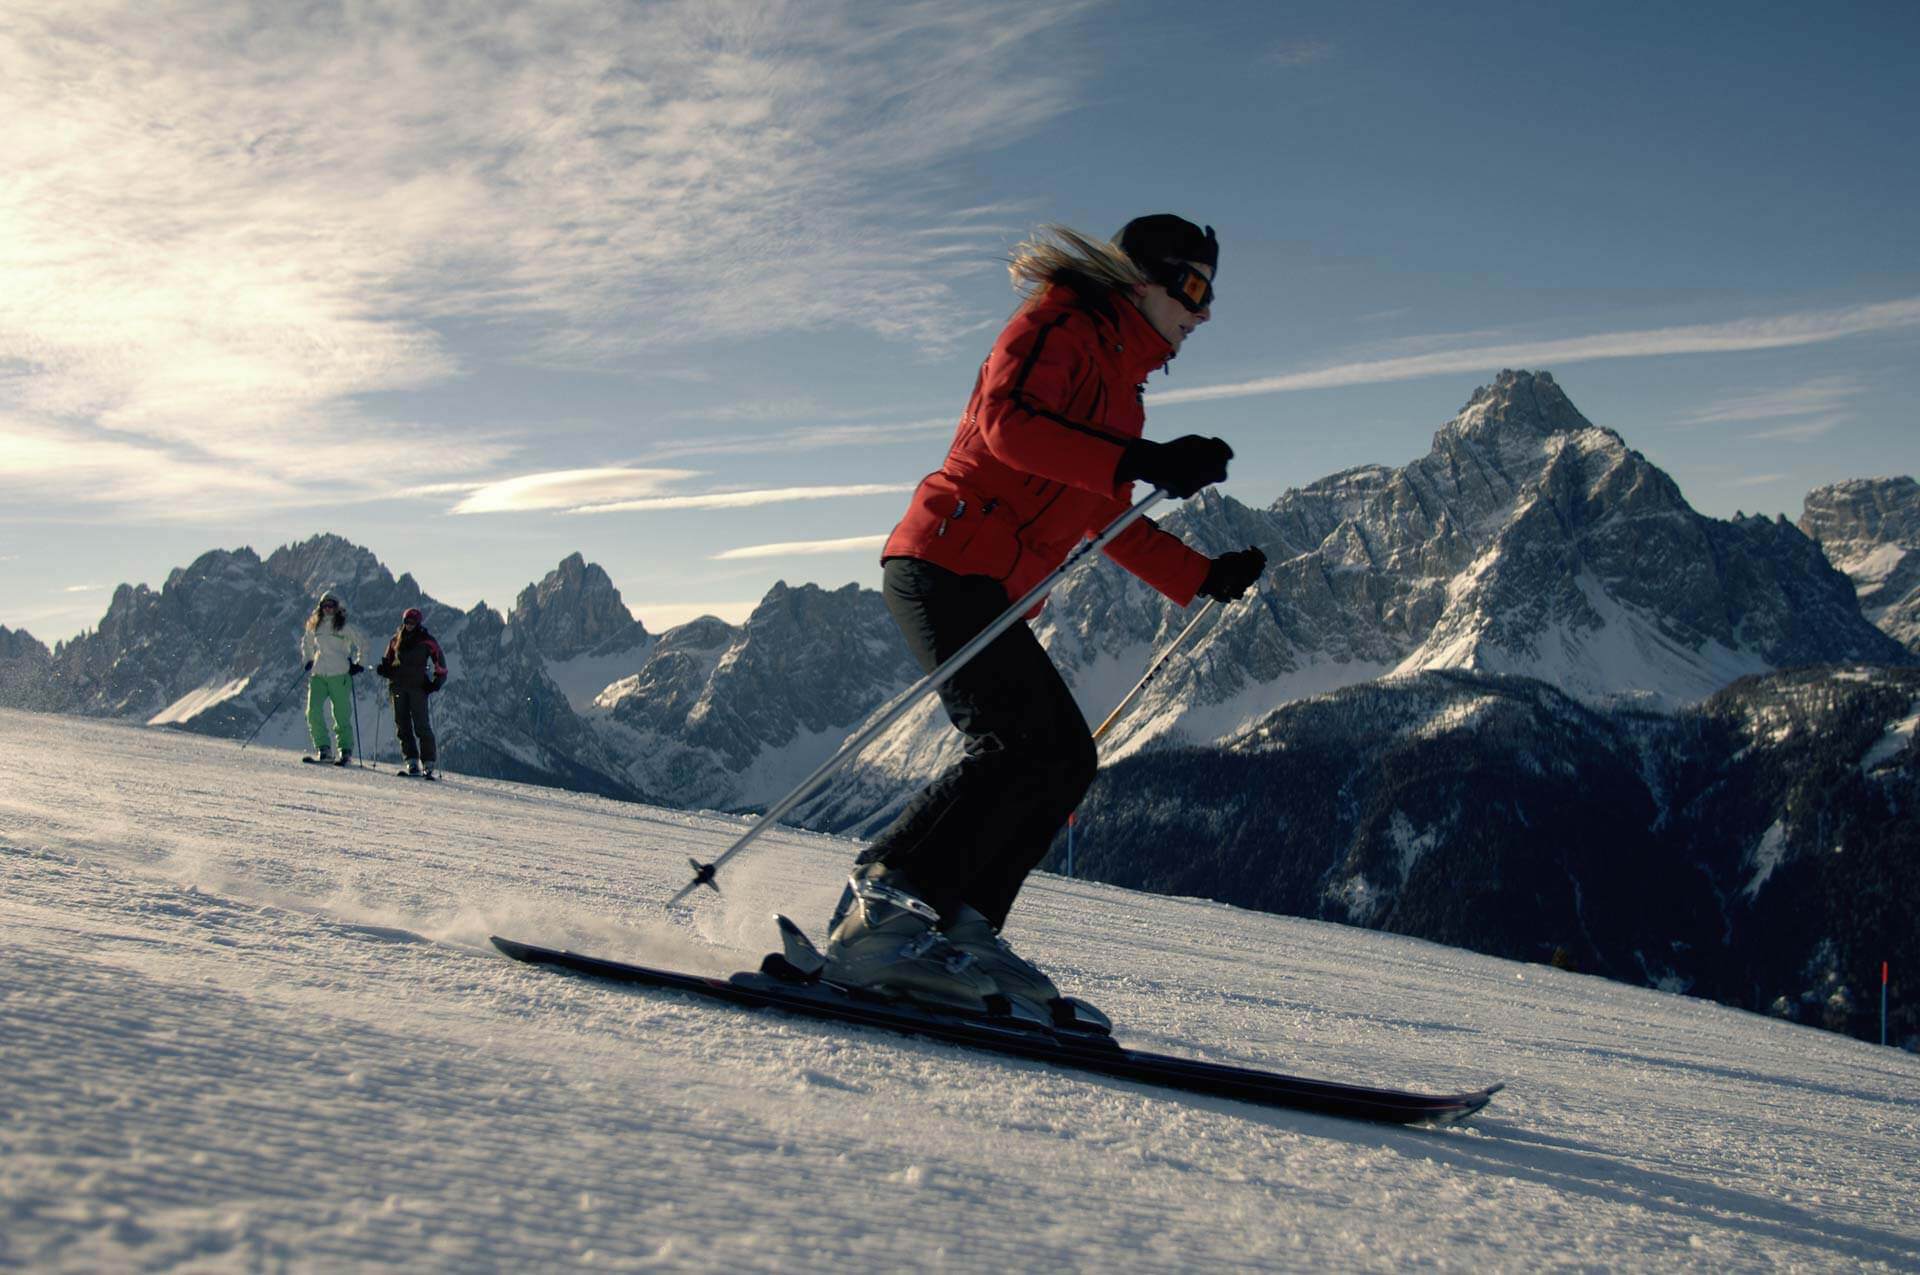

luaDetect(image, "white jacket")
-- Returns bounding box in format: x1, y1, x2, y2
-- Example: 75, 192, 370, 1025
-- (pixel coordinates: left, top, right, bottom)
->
301, 623, 370, 677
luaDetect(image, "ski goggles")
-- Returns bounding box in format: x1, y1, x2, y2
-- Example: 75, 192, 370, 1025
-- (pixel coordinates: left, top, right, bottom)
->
1150, 260, 1214, 314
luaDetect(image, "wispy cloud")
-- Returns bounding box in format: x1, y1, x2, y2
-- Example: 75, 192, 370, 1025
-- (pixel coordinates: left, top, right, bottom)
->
568, 483, 911, 516
1749, 416, 1847, 442
61, 584, 102, 594
1151, 297, 1920, 406
638, 417, 951, 462
0, 0, 1093, 518
450, 468, 700, 515
1267, 40, 1333, 66
1677, 377, 1861, 426
1725, 472, 1791, 488
713, 534, 889, 560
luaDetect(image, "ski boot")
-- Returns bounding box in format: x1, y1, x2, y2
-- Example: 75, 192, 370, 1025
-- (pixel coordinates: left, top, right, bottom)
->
422, 763, 437, 780
942, 906, 1061, 1021
306, 746, 333, 764
822, 868, 1000, 1016
943, 905, 1113, 1036
406, 758, 421, 776
335, 749, 351, 767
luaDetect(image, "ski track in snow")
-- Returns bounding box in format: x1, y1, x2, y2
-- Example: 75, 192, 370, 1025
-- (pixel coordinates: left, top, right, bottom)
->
2, 710, 1916, 1272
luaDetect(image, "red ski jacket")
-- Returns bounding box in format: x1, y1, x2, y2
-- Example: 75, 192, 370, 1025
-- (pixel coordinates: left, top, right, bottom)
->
882, 279, 1211, 611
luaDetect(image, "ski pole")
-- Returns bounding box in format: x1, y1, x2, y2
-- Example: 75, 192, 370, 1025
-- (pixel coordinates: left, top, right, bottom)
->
1091, 597, 1221, 745
1063, 598, 1221, 880
669, 487, 1169, 905
239, 672, 304, 750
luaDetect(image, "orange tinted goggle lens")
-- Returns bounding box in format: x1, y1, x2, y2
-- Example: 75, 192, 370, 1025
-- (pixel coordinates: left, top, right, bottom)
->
1156, 262, 1213, 313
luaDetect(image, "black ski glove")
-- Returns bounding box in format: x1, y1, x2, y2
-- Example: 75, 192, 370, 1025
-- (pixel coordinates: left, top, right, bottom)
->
303, 659, 313, 672
349, 662, 364, 676
1198, 547, 1267, 602
1116, 435, 1233, 499
375, 661, 393, 679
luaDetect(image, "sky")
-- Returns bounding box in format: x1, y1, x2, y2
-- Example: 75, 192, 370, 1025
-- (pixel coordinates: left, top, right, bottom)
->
5, 0, 1918, 644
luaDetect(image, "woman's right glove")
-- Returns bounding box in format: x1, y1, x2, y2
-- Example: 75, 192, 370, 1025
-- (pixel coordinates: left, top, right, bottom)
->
1116, 435, 1233, 499
1198, 547, 1267, 602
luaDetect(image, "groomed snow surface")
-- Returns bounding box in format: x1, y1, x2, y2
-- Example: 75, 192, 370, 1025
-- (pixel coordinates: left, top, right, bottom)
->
3, 711, 1915, 1272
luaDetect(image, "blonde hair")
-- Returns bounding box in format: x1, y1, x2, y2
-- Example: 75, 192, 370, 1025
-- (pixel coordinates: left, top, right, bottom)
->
1007, 224, 1149, 301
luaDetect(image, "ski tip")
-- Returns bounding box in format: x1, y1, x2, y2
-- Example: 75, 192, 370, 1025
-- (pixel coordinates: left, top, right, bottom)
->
490, 935, 535, 962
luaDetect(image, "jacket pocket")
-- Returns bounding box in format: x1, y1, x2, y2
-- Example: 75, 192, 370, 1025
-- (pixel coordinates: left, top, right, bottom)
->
934, 490, 1022, 581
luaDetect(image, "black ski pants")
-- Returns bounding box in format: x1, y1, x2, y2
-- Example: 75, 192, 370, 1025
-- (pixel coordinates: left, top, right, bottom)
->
859, 557, 1096, 930
391, 687, 437, 763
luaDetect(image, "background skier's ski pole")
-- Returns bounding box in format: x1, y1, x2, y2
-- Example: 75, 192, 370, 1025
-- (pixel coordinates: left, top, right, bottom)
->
239, 673, 303, 750
1090, 598, 1220, 745
668, 487, 1168, 906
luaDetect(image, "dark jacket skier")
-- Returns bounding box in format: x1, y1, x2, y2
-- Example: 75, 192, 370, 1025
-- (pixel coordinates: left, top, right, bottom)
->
376, 607, 447, 777
822, 215, 1267, 1020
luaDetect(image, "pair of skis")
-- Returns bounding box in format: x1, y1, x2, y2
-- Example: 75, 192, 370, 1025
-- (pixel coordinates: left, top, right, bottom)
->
297, 756, 438, 779
490, 930, 1503, 1127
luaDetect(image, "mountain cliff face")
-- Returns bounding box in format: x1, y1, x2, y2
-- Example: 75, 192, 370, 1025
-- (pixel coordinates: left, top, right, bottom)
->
1062, 665, 1920, 1046
1800, 476, 1920, 653
0, 626, 58, 711
592, 582, 920, 810
803, 371, 1911, 832
512, 552, 651, 661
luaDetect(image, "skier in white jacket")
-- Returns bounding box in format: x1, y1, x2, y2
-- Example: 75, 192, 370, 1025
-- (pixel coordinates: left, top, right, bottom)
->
299, 592, 370, 764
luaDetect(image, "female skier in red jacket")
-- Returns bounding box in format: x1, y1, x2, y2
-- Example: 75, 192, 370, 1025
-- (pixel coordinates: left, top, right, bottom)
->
824, 214, 1267, 1019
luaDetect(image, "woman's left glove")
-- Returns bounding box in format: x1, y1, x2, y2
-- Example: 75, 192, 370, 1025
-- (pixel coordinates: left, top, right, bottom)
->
1198, 547, 1267, 602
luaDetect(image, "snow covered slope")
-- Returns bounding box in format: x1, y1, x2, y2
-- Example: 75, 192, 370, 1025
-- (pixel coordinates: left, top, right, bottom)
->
3, 709, 1916, 1271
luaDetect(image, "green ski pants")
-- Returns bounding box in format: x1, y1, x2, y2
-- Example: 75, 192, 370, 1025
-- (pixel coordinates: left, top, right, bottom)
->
306, 673, 356, 751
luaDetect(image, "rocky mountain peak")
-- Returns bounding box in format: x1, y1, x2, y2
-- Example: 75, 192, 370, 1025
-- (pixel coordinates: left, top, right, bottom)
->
1800, 476, 1920, 549
1439, 369, 1598, 450
510, 552, 647, 660
263, 534, 393, 603
1799, 475, 1920, 652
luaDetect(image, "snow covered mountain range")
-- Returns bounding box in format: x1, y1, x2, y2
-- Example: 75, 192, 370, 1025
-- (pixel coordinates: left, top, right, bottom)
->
6, 372, 1903, 811
802, 370, 1911, 828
